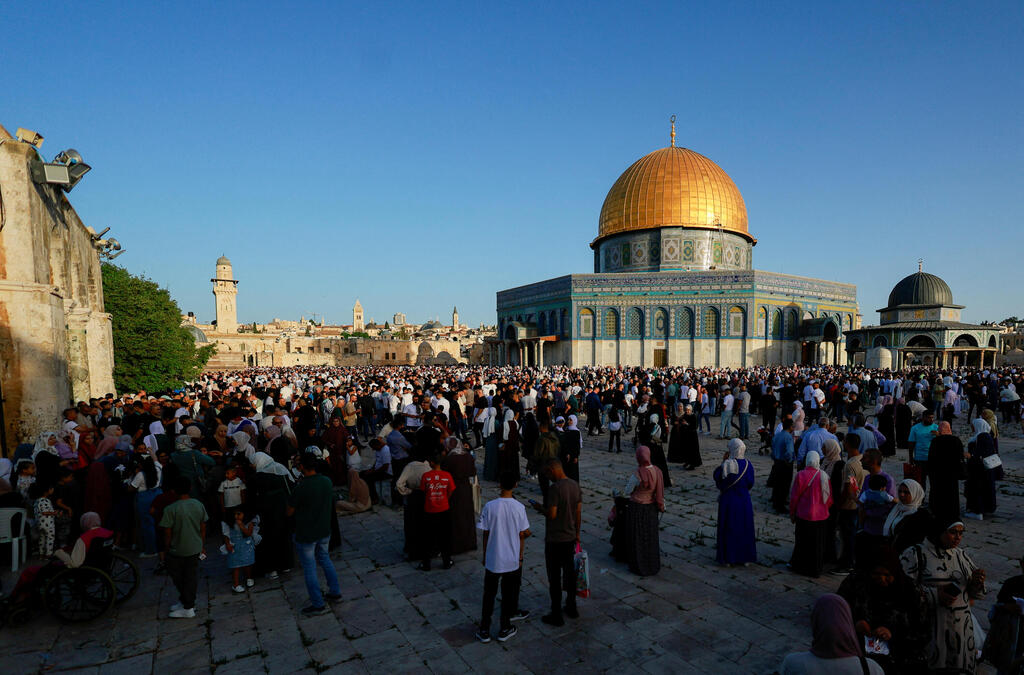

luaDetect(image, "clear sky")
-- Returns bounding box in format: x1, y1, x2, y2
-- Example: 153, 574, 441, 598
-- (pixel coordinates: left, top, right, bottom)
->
5, 1, 1021, 327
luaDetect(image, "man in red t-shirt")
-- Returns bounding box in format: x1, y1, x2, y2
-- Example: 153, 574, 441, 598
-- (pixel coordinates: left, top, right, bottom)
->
419, 454, 456, 571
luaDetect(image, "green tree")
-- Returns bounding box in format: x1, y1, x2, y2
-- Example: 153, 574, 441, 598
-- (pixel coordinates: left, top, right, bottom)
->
102, 263, 215, 392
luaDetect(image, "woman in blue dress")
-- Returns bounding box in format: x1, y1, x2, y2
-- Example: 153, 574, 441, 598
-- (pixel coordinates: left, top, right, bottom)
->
713, 438, 757, 566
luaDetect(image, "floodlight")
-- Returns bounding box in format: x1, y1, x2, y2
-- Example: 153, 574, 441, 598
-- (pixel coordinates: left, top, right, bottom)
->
16, 128, 44, 148
54, 148, 91, 190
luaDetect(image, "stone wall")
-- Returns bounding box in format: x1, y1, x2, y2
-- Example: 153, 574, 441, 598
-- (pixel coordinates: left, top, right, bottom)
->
0, 126, 115, 450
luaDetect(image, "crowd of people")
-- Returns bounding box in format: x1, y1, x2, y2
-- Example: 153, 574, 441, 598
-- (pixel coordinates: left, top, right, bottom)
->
1, 362, 1021, 673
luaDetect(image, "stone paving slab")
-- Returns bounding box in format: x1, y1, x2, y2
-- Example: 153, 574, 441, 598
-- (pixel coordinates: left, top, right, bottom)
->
1, 414, 1020, 673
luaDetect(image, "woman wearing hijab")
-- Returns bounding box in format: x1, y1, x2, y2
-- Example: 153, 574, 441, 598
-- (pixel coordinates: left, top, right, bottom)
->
248, 451, 294, 579
926, 421, 964, 526
874, 395, 896, 457
559, 414, 582, 483
641, 414, 672, 488
980, 407, 1005, 482
779, 594, 884, 674
482, 398, 500, 481
882, 479, 930, 556
442, 437, 478, 554
205, 423, 231, 457
623, 446, 664, 576
894, 398, 912, 450
900, 518, 986, 672
336, 469, 371, 515
669, 404, 701, 470
821, 438, 845, 565
964, 417, 998, 519
32, 431, 63, 487
144, 420, 173, 459
792, 401, 805, 438
714, 439, 756, 566
499, 408, 521, 479
789, 451, 834, 578
93, 425, 122, 461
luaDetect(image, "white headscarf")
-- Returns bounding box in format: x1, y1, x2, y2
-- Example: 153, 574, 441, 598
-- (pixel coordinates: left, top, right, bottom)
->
567, 414, 583, 448
32, 431, 60, 459
649, 413, 662, 440
721, 438, 746, 477
250, 451, 291, 477
882, 479, 924, 536
969, 417, 991, 444
803, 451, 831, 503
231, 431, 255, 461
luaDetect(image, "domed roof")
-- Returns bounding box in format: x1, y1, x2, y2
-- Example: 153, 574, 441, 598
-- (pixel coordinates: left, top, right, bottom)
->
216, 255, 231, 266
886, 271, 954, 307
421, 320, 443, 330
186, 325, 209, 343
597, 145, 751, 244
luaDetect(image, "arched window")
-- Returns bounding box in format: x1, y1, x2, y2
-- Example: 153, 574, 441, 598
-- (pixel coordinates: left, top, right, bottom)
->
677, 308, 694, 337
653, 307, 668, 338
627, 307, 644, 338
844, 314, 853, 330
729, 306, 745, 336
785, 310, 798, 338
579, 308, 594, 338
560, 309, 568, 337
757, 306, 767, 337
603, 309, 619, 337
703, 307, 720, 337
549, 310, 557, 335
873, 335, 888, 348
771, 309, 783, 338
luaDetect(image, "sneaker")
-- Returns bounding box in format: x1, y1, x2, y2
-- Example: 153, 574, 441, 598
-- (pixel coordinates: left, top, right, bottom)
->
266, 571, 279, 580
325, 592, 342, 602
540, 613, 564, 627
169, 607, 196, 619
563, 605, 579, 619
510, 609, 530, 622
475, 629, 492, 644
232, 585, 245, 593
245, 578, 255, 588
170, 602, 183, 612
496, 625, 518, 642
301, 605, 328, 617
964, 512, 983, 521
829, 568, 852, 577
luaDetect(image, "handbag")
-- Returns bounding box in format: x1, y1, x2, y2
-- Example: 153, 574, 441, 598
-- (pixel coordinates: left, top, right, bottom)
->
982, 453, 1002, 470
902, 462, 923, 484
574, 543, 590, 598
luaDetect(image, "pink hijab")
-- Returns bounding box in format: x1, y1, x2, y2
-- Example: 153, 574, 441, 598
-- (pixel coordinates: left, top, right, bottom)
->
634, 446, 665, 510
93, 425, 122, 460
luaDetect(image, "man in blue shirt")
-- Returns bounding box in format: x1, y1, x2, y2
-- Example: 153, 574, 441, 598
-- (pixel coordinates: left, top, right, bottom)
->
770, 418, 795, 513
907, 410, 938, 490
798, 417, 836, 467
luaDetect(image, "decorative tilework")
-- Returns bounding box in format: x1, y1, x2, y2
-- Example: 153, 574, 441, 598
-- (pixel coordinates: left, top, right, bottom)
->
682, 239, 694, 262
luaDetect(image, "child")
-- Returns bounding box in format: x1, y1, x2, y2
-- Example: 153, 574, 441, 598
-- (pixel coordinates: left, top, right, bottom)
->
218, 464, 246, 511
15, 460, 36, 501
31, 482, 58, 557
475, 471, 531, 643
418, 454, 455, 571
221, 507, 257, 593
859, 473, 896, 507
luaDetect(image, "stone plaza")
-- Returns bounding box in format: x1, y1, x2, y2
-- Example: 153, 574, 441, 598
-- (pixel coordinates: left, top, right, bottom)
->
1, 419, 1020, 674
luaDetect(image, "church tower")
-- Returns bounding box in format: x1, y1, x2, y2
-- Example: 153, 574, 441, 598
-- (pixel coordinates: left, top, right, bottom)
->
353, 299, 364, 332
212, 255, 238, 334
452, 305, 459, 330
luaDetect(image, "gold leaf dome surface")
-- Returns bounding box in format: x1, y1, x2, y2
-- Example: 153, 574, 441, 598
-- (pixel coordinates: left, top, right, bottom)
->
597, 146, 751, 243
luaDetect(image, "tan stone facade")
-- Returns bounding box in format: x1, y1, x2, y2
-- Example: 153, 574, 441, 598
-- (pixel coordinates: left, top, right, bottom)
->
0, 125, 115, 449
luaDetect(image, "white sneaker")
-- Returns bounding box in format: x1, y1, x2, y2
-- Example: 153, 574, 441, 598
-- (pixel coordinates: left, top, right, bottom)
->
170, 602, 183, 612
266, 571, 279, 580
169, 607, 196, 619
964, 512, 984, 521
245, 578, 255, 588
232, 585, 245, 593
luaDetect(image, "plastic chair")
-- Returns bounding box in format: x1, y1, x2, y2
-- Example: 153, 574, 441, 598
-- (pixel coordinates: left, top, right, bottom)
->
0, 508, 29, 572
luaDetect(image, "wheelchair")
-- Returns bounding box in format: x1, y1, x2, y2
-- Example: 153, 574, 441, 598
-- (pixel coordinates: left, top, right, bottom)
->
2, 534, 140, 624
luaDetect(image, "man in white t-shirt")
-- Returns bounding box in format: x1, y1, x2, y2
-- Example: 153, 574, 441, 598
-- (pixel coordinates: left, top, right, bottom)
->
475, 472, 531, 644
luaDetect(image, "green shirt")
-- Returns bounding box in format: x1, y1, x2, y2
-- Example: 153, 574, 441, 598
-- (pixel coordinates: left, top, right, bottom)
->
289, 473, 334, 543
159, 498, 208, 557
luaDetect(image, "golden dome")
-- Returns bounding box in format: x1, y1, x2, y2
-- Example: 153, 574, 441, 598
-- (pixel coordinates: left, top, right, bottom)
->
596, 145, 752, 244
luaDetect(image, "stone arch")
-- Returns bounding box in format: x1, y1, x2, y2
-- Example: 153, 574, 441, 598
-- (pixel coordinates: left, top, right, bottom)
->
823, 320, 839, 342
907, 335, 936, 349
873, 335, 888, 348
626, 307, 644, 338
416, 341, 435, 365
757, 306, 768, 337
848, 338, 861, 350
504, 325, 516, 341
953, 334, 978, 347
844, 314, 853, 331
772, 309, 783, 339
703, 307, 720, 337
988, 335, 997, 348
653, 307, 669, 338
579, 308, 595, 338
603, 308, 619, 338
785, 309, 798, 338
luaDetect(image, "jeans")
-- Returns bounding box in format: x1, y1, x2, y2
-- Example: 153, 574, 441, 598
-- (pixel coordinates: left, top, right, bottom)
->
544, 541, 577, 618
480, 568, 522, 632
359, 413, 376, 439
720, 410, 733, 438
166, 553, 199, 610
294, 535, 340, 608
136, 487, 162, 554
738, 413, 750, 439
836, 510, 858, 568
700, 412, 712, 432
608, 429, 621, 452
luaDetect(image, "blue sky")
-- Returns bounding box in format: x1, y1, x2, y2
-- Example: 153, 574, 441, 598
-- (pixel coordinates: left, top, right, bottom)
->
5, 1, 1022, 326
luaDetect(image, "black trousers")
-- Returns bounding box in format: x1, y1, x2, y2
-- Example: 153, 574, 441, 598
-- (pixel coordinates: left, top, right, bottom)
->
422, 510, 452, 567
480, 568, 522, 632
166, 553, 200, 610
544, 541, 577, 617
586, 412, 602, 434
771, 460, 793, 512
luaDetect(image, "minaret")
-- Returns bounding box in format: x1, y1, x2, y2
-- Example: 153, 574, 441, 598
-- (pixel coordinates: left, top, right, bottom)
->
353, 300, 364, 332
212, 255, 238, 333
452, 305, 459, 330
